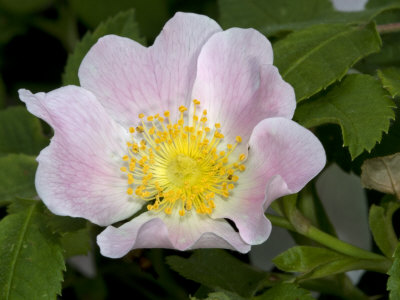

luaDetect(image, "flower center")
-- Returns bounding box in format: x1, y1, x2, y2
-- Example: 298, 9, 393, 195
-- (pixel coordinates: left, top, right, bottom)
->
120, 100, 247, 217
167, 154, 201, 187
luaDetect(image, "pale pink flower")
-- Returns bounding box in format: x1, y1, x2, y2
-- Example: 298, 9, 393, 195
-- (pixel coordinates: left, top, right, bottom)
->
19, 12, 325, 258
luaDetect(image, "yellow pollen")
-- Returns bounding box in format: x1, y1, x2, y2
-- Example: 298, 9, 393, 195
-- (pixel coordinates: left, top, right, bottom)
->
121, 100, 248, 217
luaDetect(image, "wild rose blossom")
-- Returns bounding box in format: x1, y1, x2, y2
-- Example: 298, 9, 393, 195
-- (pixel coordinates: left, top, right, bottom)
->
19, 12, 326, 258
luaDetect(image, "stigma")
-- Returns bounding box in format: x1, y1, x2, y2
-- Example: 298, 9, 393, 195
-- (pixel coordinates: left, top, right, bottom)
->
120, 100, 247, 217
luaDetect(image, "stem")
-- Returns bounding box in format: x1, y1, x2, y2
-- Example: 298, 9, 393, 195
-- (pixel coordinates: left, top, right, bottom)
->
266, 214, 388, 262
306, 226, 384, 261
377, 22, 400, 34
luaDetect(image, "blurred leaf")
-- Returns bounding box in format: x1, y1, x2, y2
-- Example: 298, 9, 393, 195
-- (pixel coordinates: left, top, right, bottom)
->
388, 243, 400, 300
254, 283, 313, 300
277, 194, 312, 235
0, 14, 26, 45
60, 226, 91, 258
166, 249, 275, 297
378, 67, 400, 97
63, 9, 145, 86
0, 75, 5, 109
274, 22, 381, 102
0, 0, 52, 14
191, 290, 245, 300
219, 0, 400, 37
357, 32, 400, 74
73, 276, 107, 300
45, 211, 91, 258
361, 153, 400, 197
0, 106, 48, 155
46, 213, 87, 233
68, 0, 168, 41
369, 201, 400, 258
0, 199, 65, 299
301, 274, 368, 300
297, 185, 337, 236
0, 154, 37, 205
295, 74, 395, 159
273, 246, 344, 273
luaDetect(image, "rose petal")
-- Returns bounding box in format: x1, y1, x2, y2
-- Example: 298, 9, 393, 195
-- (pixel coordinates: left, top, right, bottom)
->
79, 12, 222, 127
191, 28, 295, 147
212, 117, 326, 244
19, 87, 142, 225
97, 210, 250, 258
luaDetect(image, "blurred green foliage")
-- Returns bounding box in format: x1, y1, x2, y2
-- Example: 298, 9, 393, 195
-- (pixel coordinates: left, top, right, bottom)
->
0, 0, 400, 299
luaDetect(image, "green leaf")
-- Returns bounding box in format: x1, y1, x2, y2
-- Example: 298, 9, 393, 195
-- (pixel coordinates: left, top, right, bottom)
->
0, 154, 37, 205
0, 199, 65, 299
60, 226, 91, 258
297, 185, 337, 236
68, 0, 168, 41
274, 22, 381, 102
62, 9, 144, 86
378, 67, 400, 97
219, 0, 400, 37
166, 249, 278, 297
191, 291, 246, 300
299, 256, 390, 281
45, 212, 91, 258
254, 283, 313, 300
0, 0, 52, 14
0, 106, 48, 155
357, 32, 400, 74
295, 74, 395, 159
388, 243, 400, 300
302, 275, 368, 300
368, 201, 400, 258
273, 246, 344, 273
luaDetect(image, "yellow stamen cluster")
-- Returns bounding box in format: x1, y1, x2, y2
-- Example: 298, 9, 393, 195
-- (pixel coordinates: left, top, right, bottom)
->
120, 100, 247, 217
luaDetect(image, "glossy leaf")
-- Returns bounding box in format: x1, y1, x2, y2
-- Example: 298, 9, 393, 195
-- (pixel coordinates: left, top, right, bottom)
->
0, 154, 37, 205
378, 67, 400, 97
166, 250, 277, 297
63, 9, 144, 86
0, 199, 65, 299
295, 74, 395, 159
361, 153, 400, 198
274, 22, 381, 101
0, 106, 48, 155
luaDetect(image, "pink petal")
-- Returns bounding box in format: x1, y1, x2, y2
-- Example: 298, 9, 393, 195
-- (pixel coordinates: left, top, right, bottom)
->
19, 87, 142, 225
79, 12, 222, 127
191, 28, 295, 147
212, 118, 326, 244
97, 210, 250, 258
